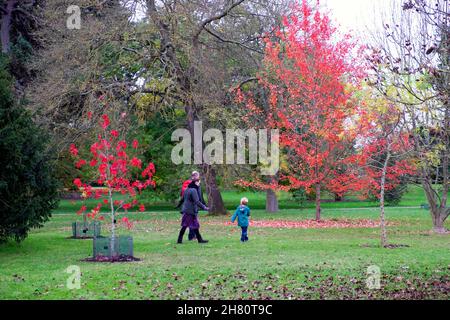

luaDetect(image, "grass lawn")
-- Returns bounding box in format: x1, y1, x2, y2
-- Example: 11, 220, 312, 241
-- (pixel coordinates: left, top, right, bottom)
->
56, 184, 445, 213
0, 189, 449, 300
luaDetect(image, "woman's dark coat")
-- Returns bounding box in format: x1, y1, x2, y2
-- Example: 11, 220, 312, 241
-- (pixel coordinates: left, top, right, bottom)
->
176, 180, 206, 210
181, 182, 208, 215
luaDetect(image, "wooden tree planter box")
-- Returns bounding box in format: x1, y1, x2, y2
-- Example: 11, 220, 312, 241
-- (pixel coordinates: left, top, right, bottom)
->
93, 236, 134, 260
71, 221, 101, 238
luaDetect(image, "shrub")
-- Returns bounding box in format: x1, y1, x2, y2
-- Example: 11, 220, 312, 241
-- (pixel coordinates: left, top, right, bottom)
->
0, 56, 59, 243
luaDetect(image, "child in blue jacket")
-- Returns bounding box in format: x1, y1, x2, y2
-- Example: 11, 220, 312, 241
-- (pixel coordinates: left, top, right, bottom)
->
231, 197, 250, 242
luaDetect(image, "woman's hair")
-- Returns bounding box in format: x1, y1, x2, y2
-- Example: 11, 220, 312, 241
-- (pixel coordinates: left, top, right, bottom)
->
191, 171, 200, 181
240, 197, 248, 205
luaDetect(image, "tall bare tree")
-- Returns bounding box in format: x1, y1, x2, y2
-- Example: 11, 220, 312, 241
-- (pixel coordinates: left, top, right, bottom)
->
144, 0, 288, 214
0, 0, 42, 91
368, 0, 449, 233
27, 0, 137, 142
24, 1, 145, 188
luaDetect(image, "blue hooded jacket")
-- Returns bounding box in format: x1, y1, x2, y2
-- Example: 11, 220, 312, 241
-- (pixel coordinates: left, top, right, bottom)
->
231, 205, 250, 227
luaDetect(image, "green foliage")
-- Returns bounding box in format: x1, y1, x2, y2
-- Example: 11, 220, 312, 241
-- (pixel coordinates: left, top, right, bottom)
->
55, 151, 96, 190
366, 148, 411, 206
0, 56, 60, 243
99, 39, 144, 81
291, 188, 308, 207
11, 35, 33, 63
366, 176, 410, 206
384, 181, 409, 206
137, 112, 193, 202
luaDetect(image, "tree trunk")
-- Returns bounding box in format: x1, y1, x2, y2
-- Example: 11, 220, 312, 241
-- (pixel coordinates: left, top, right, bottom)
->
334, 193, 343, 202
411, 97, 449, 233
315, 183, 321, 221
202, 164, 227, 215
422, 177, 449, 233
266, 189, 279, 212
109, 188, 117, 258
379, 151, 391, 248
431, 208, 448, 234
1, 0, 17, 54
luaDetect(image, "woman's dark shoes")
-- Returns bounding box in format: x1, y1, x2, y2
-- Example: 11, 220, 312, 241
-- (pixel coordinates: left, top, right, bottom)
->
194, 229, 207, 243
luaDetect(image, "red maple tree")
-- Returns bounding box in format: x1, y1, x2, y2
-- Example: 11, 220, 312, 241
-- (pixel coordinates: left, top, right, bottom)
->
70, 113, 155, 250
236, 0, 367, 220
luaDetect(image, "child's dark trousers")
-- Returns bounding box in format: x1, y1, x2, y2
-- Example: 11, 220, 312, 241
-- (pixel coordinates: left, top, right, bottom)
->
241, 226, 248, 242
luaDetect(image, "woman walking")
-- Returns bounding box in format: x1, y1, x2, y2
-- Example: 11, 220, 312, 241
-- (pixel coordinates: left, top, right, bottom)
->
175, 171, 207, 241
177, 176, 209, 244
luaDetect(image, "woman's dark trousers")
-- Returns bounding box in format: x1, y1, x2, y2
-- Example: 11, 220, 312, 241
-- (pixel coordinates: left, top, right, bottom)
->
188, 229, 196, 240
178, 227, 207, 243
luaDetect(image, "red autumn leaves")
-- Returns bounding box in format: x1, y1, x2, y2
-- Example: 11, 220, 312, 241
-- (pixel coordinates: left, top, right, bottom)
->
70, 113, 155, 227
211, 219, 394, 229
235, 1, 416, 218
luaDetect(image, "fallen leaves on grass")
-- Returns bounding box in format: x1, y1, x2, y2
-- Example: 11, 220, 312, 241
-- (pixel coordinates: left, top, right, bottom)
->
82, 254, 140, 263
172, 270, 449, 300
208, 219, 394, 229
13, 274, 25, 282
360, 243, 410, 249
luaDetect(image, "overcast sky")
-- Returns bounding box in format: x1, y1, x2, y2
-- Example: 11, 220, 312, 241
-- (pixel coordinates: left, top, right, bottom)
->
130, 0, 399, 44
321, 0, 394, 40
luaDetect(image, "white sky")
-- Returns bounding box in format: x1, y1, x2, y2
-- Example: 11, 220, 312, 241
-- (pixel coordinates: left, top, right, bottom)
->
321, 0, 394, 41
130, 0, 400, 44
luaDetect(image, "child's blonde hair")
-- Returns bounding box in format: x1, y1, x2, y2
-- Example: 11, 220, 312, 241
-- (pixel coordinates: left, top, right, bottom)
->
240, 197, 248, 205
